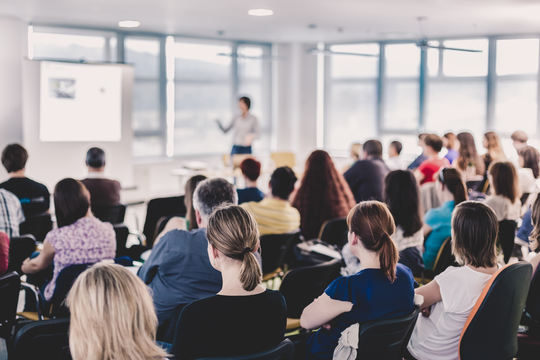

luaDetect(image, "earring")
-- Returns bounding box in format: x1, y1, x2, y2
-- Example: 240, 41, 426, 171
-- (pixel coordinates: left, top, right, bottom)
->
214, 259, 217, 267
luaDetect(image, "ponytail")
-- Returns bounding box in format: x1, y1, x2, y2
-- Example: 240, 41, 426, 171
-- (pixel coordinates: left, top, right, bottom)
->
239, 250, 262, 291
379, 233, 399, 283
439, 168, 467, 205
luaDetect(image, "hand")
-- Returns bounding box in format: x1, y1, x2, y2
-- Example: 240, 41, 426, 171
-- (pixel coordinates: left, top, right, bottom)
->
421, 306, 432, 318
21, 257, 31, 273
322, 323, 332, 331
215, 119, 221, 125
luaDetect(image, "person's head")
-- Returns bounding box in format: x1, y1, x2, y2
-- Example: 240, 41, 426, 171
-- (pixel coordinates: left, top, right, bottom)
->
384, 170, 423, 237
269, 166, 297, 201
511, 130, 528, 150
518, 146, 540, 179
362, 139, 383, 159
418, 133, 428, 147
529, 196, 540, 252
1, 144, 28, 174
192, 178, 237, 227
451, 201, 498, 268
423, 134, 443, 155
66, 263, 167, 360
54, 178, 90, 228
240, 158, 261, 182
239, 96, 251, 112
483, 131, 506, 161
436, 168, 467, 205
206, 204, 261, 291
488, 161, 520, 203
347, 201, 398, 282
443, 133, 457, 150
86, 147, 106, 171
456, 132, 484, 174
350, 143, 363, 161
389, 141, 402, 158
184, 175, 208, 231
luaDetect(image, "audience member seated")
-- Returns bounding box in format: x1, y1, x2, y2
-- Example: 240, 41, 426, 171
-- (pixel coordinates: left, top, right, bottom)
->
0, 143, 50, 216
81, 147, 121, 207
481, 131, 507, 172
408, 133, 428, 170
242, 167, 300, 235
455, 132, 485, 181
21, 178, 116, 301
415, 134, 450, 185
154, 174, 207, 245
386, 140, 407, 171
344, 139, 389, 202
66, 263, 168, 360
485, 161, 521, 222
299, 201, 415, 360
406, 202, 499, 360
442, 132, 458, 165
512, 130, 529, 152
423, 168, 467, 271
527, 196, 540, 273
138, 178, 236, 326
0, 232, 8, 276
291, 150, 355, 240
169, 204, 286, 359
516, 206, 533, 248
0, 188, 24, 238
518, 146, 540, 194
237, 158, 265, 204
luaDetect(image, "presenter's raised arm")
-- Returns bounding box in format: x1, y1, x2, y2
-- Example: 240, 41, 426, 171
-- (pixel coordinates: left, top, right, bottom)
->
216, 118, 234, 133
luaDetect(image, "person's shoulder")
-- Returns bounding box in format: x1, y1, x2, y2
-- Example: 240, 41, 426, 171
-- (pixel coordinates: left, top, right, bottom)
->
0, 188, 19, 202
396, 263, 414, 281
435, 265, 467, 282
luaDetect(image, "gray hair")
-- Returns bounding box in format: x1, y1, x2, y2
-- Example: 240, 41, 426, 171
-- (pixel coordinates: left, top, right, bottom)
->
192, 178, 237, 223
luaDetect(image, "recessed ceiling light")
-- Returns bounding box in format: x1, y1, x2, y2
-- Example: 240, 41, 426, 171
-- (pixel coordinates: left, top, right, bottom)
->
118, 20, 140, 28
248, 9, 273, 16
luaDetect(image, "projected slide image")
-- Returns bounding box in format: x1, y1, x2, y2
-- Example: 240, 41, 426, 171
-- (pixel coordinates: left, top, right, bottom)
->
49, 78, 76, 99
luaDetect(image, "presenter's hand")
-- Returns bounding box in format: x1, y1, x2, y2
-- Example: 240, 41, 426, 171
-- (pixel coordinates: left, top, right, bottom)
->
244, 133, 255, 146
215, 119, 221, 125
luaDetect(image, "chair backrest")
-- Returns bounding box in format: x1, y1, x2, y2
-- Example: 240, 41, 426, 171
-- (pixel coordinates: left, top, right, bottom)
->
526, 262, 540, 325
498, 220, 517, 264
49, 264, 93, 318
271, 152, 296, 169
356, 306, 420, 360
318, 218, 348, 247
113, 223, 129, 258
143, 196, 186, 247
279, 259, 342, 319
196, 339, 294, 360
0, 271, 20, 339
459, 262, 532, 360
7, 235, 37, 275
11, 318, 70, 360
19, 212, 52, 243
92, 204, 126, 224
260, 232, 300, 275
432, 237, 455, 276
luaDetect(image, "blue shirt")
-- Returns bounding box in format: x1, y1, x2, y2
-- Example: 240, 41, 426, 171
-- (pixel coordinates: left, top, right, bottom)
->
138, 228, 222, 325
408, 153, 427, 170
237, 188, 265, 205
517, 208, 533, 243
444, 149, 459, 165
306, 264, 415, 360
423, 200, 455, 270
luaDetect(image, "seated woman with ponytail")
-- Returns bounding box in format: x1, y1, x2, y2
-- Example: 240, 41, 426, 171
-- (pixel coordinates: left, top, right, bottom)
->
169, 204, 286, 359
299, 201, 416, 360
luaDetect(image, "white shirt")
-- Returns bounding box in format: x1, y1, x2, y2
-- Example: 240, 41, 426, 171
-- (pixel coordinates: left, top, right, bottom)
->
392, 227, 424, 252
518, 167, 539, 194
484, 195, 521, 221
220, 114, 260, 146
408, 266, 494, 360
385, 156, 407, 171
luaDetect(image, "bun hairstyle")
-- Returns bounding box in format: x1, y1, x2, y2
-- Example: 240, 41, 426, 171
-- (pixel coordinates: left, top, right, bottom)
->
206, 204, 262, 291
346, 201, 398, 282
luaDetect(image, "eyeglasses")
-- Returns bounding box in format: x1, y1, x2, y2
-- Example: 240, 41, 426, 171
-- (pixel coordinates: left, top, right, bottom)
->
439, 167, 449, 184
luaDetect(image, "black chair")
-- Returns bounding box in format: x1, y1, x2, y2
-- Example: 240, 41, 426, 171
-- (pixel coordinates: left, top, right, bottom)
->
113, 223, 129, 258
142, 196, 186, 247
0, 271, 20, 351
517, 262, 540, 359
356, 306, 420, 360
498, 220, 517, 264
11, 318, 70, 360
420, 237, 455, 283
260, 232, 300, 281
19, 212, 53, 243
60, 346, 72, 360
49, 263, 93, 318
92, 204, 126, 224
196, 339, 294, 360
7, 235, 37, 275
318, 218, 348, 247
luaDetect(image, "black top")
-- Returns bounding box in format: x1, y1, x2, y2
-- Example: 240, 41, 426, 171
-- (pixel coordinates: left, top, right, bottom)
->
0, 177, 50, 216
80, 178, 121, 207
170, 289, 287, 359
343, 158, 390, 203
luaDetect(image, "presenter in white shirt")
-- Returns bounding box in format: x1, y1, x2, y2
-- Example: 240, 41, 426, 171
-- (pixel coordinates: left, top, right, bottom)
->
216, 96, 260, 156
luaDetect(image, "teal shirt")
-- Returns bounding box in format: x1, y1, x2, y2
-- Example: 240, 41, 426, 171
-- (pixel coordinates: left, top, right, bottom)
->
423, 200, 455, 270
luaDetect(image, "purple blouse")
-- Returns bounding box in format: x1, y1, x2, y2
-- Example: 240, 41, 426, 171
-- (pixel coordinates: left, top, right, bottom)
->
44, 216, 116, 300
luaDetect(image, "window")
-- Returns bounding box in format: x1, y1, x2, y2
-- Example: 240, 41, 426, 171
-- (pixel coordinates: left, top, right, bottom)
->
442, 39, 489, 77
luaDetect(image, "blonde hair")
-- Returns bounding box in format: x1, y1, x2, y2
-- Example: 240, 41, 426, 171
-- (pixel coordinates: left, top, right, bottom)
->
66, 263, 167, 360
206, 204, 262, 291
484, 131, 507, 162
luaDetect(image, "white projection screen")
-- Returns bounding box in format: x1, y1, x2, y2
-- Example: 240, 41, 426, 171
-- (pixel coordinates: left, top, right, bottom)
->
39, 61, 122, 142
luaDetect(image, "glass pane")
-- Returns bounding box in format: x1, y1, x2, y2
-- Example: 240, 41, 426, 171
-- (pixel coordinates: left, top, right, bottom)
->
133, 136, 163, 157
325, 82, 377, 151
174, 42, 231, 81
494, 80, 537, 134
33, 32, 106, 62
124, 38, 160, 79
238, 46, 263, 79
330, 44, 379, 78
443, 39, 489, 77
385, 44, 420, 77
496, 38, 539, 76
132, 80, 161, 131
425, 81, 486, 138
380, 134, 419, 160
427, 42, 439, 77
383, 81, 419, 130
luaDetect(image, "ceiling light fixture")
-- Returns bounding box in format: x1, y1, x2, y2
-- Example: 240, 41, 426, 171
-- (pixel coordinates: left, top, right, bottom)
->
248, 9, 273, 16
118, 20, 141, 28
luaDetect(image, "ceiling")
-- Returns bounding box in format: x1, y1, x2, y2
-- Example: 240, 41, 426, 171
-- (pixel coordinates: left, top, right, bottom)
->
3, 0, 540, 43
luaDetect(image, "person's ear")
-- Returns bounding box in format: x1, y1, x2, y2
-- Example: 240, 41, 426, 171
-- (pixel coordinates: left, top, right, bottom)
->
349, 231, 359, 246
195, 209, 203, 226
268, 180, 272, 190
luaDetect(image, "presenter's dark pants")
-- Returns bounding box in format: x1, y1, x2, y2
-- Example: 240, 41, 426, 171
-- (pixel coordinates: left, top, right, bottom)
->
231, 145, 252, 156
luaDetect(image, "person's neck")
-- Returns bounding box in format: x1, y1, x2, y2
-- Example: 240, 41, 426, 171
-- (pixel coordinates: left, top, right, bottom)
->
357, 248, 381, 270
389, 154, 399, 159
8, 169, 25, 178
365, 155, 381, 161
426, 150, 440, 160
466, 263, 498, 275
218, 262, 264, 296
266, 193, 288, 202
245, 178, 258, 188
241, 110, 249, 118
441, 190, 454, 203
88, 168, 104, 174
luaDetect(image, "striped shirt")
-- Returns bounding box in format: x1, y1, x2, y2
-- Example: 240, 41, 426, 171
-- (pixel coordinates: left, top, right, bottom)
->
241, 198, 300, 236
0, 189, 25, 238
